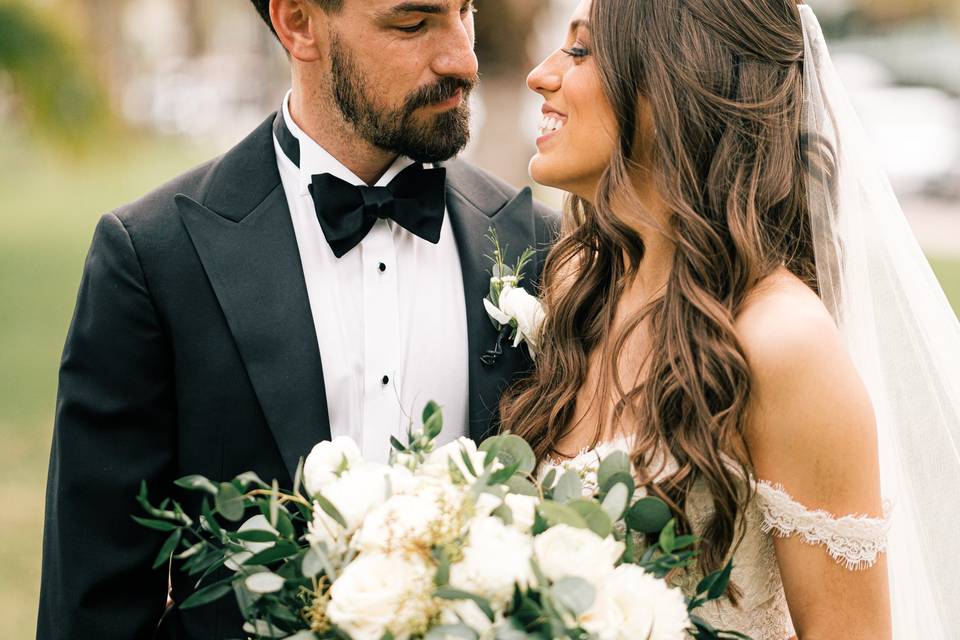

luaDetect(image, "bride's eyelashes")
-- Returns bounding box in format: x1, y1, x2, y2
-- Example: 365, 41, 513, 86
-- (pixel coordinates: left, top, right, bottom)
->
560, 45, 591, 60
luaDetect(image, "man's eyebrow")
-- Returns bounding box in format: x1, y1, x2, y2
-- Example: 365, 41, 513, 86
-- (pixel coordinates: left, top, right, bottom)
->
376, 1, 449, 19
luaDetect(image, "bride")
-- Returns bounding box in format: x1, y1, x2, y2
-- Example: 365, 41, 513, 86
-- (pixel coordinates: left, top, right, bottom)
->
500, 1, 960, 638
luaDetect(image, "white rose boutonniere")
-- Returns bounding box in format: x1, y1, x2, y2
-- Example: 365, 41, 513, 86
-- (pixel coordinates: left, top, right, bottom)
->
482, 228, 545, 364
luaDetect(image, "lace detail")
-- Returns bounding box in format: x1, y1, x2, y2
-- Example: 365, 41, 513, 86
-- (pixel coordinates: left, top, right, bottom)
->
756, 481, 891, 571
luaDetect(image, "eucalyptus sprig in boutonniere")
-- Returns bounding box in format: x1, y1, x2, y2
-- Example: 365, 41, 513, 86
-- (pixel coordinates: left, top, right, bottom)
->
482, 228, 545, 365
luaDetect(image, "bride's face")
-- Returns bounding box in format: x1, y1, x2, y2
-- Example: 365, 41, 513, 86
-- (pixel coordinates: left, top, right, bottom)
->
527, 0, 617, 202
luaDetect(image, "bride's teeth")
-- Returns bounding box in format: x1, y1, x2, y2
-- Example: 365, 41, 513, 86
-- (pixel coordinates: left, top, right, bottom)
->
538, 115, 565, 136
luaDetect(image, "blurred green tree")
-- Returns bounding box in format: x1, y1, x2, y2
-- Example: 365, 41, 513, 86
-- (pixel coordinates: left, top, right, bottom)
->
0, 2, 107, 147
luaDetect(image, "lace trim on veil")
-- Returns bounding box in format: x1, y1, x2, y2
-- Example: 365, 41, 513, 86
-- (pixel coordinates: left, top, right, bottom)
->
755, 481, 891, 571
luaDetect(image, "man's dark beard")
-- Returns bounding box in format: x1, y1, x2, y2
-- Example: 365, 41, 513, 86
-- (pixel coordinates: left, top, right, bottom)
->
330, 36, 475, 163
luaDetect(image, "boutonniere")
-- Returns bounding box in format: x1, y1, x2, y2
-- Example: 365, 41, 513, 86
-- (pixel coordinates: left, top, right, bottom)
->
481, 229, 546, 366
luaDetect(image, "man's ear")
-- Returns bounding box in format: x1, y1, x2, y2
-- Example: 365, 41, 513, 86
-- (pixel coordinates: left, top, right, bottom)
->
270, 0, 324, 62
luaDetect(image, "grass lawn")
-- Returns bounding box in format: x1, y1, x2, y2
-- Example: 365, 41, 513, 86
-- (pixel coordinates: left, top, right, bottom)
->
0, 132, 212, 638
1, 131, 958, 638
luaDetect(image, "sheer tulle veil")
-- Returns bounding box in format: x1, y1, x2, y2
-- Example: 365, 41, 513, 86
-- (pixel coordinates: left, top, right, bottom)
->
799, 5, 960, 636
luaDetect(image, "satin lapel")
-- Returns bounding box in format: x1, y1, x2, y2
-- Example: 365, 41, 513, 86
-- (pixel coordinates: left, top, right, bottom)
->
175, 119, 330, 482
446, 178, 537, 442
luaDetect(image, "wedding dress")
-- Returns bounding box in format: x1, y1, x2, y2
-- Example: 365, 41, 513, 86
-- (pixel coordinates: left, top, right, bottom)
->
540, 438, 891, 640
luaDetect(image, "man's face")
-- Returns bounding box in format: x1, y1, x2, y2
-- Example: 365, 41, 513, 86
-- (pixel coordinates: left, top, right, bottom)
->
321, 0, 480, 162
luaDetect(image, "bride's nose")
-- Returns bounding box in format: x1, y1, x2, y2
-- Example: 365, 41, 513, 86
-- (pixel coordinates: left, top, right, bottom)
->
527, 54, 562, 96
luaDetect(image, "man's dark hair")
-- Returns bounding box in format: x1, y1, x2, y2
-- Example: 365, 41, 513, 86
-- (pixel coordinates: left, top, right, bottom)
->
250, 0, 343, 37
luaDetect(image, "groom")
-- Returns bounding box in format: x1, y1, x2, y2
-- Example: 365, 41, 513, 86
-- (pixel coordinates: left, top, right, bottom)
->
37, 0, 556, 638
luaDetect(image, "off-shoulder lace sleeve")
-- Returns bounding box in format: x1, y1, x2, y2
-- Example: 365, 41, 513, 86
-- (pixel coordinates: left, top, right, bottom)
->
755, 481, 891, 571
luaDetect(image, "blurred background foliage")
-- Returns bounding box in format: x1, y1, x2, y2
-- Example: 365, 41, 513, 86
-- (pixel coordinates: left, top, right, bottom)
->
0, 0, 957, 637
0, 2, 108, 147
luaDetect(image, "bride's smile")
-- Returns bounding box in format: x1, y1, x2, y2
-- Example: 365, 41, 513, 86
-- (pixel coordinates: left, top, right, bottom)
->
526, 0, 618, 202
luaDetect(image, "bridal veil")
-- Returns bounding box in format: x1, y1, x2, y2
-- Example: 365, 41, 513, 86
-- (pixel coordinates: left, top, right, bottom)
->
799, 4, 960, 636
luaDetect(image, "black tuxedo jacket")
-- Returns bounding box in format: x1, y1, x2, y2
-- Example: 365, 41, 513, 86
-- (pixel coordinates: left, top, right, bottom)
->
37, 113, 558, 639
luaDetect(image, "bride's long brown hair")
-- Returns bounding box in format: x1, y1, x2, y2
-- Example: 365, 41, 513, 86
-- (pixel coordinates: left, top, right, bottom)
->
500, 0, 817, 578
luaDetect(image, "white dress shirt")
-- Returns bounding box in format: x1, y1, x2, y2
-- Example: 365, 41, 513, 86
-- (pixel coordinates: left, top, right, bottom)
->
274, 92, 469, 463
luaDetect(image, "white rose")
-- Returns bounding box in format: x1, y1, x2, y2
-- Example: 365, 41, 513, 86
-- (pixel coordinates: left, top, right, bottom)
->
497, 285, 546, 352
303, 436, 362, 497
449, 516, 534, 608
504, 493, 539, 533
327, 552, 437, 640
306, 464, 389, 550
354, 481, 465, 554
579, 564, 690, 640
224, 515, 278, 571
533, 524, 624, 587
422, 437, 493, 484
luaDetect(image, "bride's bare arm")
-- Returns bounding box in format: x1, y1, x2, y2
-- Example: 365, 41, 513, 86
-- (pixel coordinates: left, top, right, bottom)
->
737, 275, 891, 640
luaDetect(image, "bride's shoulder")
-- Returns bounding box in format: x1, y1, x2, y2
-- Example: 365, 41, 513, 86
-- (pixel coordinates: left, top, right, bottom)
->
734, 267, 839, 369
732, 268, 879, 494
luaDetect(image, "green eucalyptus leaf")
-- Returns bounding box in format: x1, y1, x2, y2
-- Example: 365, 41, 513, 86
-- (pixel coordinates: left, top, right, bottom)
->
482, 437, 502, 469
179, 578, 235, 610
659, 518, 677, 554
505, 475, 539, 497
552, 469, 584, 503
625, 496, 672, 534
433, 547, 451, 586
233, 471, 269, 490
540, 467, 558, 491
215, 482, 245, 522
292, 456, 305, 498
599, 471, 636, 496
152, 528, 182, 569
488, 461, 521, 486
424, 408, 444, 441
479, 435, 536, 476
234, 529, 279, 543
275, 507, 295, 539
435, 586, 495, 622
567, 499, 613, 538
597, 451, 631, 491
491, 504, 514, 525
244, 540, 298, 566
702, 560, 734, 601
422, 400, 442, 428
200, 499, 223, 540
551, 576, 596, 616
459, 447, 479, 478
314, 493, 348, 529
174, 475, 218, 495
600, 482, 629, 521
537, 501, 589, 530
130, 515, 179, 532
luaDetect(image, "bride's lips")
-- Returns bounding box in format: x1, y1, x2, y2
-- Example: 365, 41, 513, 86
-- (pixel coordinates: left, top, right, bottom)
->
537, 105, 568, 148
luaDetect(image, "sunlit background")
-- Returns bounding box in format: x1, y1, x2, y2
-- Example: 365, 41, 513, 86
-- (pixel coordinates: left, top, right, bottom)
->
1, 0, 958, 636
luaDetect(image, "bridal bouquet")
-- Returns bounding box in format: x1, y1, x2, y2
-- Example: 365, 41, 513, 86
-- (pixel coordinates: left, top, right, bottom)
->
135, 403, 749, 640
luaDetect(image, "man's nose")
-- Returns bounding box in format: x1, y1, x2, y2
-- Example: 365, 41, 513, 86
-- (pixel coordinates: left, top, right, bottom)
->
432, 19, 479, 80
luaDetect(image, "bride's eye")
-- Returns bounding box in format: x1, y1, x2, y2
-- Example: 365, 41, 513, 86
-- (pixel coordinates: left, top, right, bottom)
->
560, 45, 590, 59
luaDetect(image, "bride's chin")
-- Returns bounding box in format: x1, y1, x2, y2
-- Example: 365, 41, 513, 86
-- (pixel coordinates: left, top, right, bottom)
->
528, 154, 562, 190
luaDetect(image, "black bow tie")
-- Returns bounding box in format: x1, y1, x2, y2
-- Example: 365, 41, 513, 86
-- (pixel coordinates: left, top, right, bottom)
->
308, 164, 447, 258
272, 110, 446, 259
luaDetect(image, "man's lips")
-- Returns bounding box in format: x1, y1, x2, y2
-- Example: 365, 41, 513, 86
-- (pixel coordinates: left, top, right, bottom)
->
429, 88, 464, 110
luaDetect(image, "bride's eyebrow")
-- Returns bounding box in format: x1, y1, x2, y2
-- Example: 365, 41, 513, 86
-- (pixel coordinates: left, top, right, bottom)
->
568, 18, 590, 34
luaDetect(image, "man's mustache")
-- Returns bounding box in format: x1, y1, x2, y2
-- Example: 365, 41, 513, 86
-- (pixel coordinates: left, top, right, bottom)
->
405, 75, 479, 112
